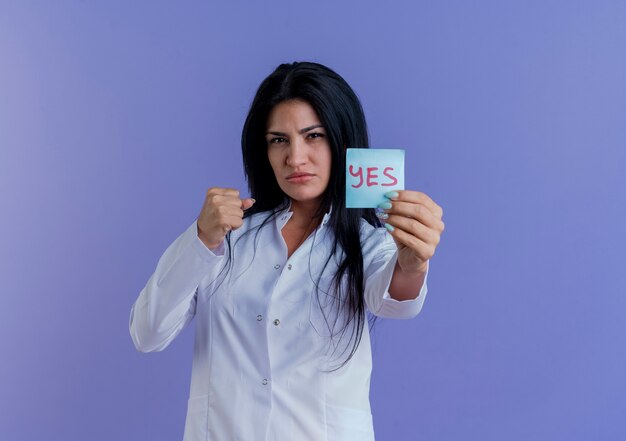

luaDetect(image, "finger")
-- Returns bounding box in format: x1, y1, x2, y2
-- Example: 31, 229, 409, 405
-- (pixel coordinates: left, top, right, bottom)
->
385, 222, 433, 262
384, 201, 443, 231
223, 214, 245, 230
214, 204, 245, 220
241, 198, 256, 210
388, 190, 443, 219
206, 187, 241, 198
214, 213, 246, 233
208, 194, 245, 208
386, 214, 440, 246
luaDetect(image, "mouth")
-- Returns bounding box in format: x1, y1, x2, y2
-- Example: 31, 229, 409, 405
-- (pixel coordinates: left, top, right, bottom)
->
286, 172, 315, 183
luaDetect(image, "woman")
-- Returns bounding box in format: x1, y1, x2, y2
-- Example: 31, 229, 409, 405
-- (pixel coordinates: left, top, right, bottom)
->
129, 61, 444, 441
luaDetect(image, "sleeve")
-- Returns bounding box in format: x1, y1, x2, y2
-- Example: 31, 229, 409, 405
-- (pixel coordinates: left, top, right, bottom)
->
362, 227, 429, 319
129, 219, 226, 352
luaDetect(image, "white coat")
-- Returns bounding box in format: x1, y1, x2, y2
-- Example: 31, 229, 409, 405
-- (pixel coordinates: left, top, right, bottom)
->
129, 203, 428, 441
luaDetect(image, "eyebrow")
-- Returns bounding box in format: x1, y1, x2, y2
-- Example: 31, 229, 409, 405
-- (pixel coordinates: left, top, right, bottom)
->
266, 124, 325, 136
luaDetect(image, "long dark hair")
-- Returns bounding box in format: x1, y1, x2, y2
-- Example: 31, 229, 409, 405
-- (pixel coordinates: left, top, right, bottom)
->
239, 61, 382, 370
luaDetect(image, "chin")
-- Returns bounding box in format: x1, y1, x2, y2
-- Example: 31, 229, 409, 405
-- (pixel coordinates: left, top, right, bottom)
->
284, 189, 325, 204
290, 194, 322, 203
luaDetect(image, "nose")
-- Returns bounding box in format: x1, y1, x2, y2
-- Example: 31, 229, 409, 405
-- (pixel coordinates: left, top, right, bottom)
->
285, 138, 308, 168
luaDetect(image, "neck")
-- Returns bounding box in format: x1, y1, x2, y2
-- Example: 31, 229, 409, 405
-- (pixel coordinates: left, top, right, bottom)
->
288, 198, 323, 228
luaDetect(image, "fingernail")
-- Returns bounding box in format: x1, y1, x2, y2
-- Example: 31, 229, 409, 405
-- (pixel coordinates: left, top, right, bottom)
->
375, 209, 389, 220
250, 198, 256, 203
384, 191, 399, 199
378, 202, 392, 210
384, 223, 394, 232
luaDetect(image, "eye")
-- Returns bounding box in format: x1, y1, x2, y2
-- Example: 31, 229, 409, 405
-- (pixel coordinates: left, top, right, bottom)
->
307, 132, 325, 139
268, 137, 287, 144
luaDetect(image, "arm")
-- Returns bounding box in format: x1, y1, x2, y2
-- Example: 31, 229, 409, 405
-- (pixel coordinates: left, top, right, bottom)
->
380, 190, 444, 301
388, 260, 428, 301
363, 189, 444, 318
129, 219, 225, 352
130, 187, 254, 352
362, 229, 429, 319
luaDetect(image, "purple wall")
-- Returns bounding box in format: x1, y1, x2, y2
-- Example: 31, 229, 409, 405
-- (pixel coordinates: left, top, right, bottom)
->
1, 1, 625, 439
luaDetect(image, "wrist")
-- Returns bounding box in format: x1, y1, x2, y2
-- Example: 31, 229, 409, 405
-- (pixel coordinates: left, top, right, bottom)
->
398, 260, 428, 277
197, 225, 223, 250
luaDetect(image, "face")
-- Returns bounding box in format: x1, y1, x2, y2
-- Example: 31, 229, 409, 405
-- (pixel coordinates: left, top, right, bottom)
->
266, 99, 332, 208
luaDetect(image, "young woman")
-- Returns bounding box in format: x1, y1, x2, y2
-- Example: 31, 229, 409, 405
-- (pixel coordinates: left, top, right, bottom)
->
130, 61, 444, 441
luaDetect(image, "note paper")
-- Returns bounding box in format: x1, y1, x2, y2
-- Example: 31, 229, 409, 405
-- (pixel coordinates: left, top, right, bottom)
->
345, 148, 405, 208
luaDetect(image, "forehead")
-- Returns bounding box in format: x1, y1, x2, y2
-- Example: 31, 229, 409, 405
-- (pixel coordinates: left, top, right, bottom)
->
266, 99, 321, 129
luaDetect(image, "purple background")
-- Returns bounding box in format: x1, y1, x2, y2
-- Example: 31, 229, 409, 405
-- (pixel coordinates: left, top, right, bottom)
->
1, 1, 625, 440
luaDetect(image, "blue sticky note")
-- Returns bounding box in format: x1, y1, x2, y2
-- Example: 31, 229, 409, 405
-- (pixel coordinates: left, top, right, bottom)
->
345, 148, 405, 208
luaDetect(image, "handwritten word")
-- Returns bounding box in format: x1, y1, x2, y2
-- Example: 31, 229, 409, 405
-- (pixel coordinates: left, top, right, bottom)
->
348, 166, 398, 188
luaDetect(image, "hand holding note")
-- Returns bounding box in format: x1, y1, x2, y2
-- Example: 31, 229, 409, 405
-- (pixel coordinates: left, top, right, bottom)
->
344, 148, 444, 275
380, 190, 445, 274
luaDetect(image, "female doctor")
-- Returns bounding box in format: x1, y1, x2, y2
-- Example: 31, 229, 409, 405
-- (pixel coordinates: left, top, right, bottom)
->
129, 61, 444, 441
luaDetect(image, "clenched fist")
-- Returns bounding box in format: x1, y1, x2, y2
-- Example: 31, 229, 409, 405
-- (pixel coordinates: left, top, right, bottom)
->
197, 187, 255, 250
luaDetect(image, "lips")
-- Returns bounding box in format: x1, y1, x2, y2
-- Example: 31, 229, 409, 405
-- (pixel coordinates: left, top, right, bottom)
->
286, 172, 315, 180
285, 172, 315, 184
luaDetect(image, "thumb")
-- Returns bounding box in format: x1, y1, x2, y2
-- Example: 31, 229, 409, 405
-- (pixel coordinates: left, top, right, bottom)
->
241, 198, 256, 210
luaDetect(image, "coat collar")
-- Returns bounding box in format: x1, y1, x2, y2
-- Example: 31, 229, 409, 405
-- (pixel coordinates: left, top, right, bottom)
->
276, 199, 333, 230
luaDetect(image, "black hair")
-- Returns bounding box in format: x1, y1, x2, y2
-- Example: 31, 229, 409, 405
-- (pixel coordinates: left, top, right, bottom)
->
236, 61, 382, 370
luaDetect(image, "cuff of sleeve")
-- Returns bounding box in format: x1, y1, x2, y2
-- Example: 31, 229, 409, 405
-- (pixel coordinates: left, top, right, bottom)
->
376, 254, 429, 319
192, 220, 226, 258
155, 220, 224, 288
